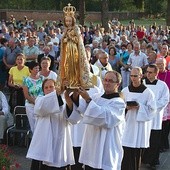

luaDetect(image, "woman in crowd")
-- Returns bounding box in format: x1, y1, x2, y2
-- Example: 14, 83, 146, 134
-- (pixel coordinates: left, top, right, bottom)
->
119, 44, 131, 88
22, 61, 44, 133
8, 53, 30, 112
27, 79, 74, 170
108, 46, 120, 72
39, 57, 57, 81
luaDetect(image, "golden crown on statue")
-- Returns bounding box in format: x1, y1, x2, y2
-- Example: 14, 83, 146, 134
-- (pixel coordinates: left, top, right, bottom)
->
63, 3, 76, 17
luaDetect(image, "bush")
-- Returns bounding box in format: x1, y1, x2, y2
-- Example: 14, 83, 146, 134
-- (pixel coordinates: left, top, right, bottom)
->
0, 144, 20, 170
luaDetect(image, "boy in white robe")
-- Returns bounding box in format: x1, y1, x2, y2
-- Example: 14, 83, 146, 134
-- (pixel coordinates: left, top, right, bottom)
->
121, 67, 157, 170
65, 71, 126, 170
142, 64, 169, 168
26, 79, 75, 170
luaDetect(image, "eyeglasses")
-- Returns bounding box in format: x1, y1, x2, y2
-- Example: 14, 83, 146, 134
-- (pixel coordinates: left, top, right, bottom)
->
130, 75, 138, 77
146, 71, 154, 74
103, 78, 117, 83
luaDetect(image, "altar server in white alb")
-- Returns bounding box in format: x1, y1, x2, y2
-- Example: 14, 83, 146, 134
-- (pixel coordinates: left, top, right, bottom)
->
121, 67, 156, 170
26, 79, 74, 170
70, 46, 104, 170
70, 73, 103, 170
65, 71, 126, 170
142, 64, 169, 168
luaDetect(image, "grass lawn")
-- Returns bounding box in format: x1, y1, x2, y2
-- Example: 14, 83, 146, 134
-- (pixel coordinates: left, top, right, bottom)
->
120, 18, 166, 27
36, 18, 167, 28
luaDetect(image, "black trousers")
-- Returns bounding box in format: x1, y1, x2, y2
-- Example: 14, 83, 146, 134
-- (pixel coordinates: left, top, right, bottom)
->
31, 160, 68, 170
142, 130, 161, 165
71, 147, 83, 169
31, 160, 41, 170
121, 147, 142, 170
160, 120, 170, 150
40, 164, 68, 170
84, 165, 103, 170
9, 87, 25, 112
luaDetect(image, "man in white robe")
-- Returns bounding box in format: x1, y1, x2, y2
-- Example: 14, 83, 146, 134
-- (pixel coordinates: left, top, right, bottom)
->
94, 51, 112, 80
69, 46, 104, 169
70, 74, 103, 170
65, 71, 126, 170
142, 64, 169, 168
121, 67, 156, 170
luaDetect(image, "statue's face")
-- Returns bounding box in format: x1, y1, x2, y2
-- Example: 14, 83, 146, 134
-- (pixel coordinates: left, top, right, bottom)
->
65, 16, 73, 27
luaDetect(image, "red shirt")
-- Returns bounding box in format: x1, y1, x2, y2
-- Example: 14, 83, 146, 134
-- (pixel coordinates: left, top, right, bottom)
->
136, 31, 145, 40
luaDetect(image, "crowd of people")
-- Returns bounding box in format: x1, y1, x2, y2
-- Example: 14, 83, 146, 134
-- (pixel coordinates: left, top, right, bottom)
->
0, 11, 170, 170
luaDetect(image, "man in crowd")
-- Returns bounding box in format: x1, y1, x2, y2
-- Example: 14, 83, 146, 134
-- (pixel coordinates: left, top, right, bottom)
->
94, 50, 112, 80
127, 41, 148, 70
23, 36, 39, 64
3, 38, 21, 70
147, 51, 157, 65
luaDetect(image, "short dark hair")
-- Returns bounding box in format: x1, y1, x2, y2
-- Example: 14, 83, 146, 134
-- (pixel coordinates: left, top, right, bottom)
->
147, 64, 159, 73
28, 61, 39, 70
146, 44, 154, 50
0, 38, 8, 45
109, 46, 117, 55
121, 44, 127, 48
127, 42, 133, 49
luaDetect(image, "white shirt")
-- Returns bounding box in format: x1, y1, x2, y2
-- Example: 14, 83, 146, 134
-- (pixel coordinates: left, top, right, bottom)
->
127, 51, 148, 68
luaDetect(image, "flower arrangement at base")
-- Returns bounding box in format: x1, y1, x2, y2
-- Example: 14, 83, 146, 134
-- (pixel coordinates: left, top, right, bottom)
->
0, 144, 20, 170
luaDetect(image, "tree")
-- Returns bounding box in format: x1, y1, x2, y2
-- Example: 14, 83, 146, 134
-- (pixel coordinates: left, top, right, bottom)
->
101, 0, 109, 31
79, 0, 86, 25
167, 0, 170, 26
133, 0, 144, 11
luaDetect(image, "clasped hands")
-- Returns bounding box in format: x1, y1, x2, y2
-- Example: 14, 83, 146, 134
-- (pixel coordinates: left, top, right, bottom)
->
63, 80, 90, 102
